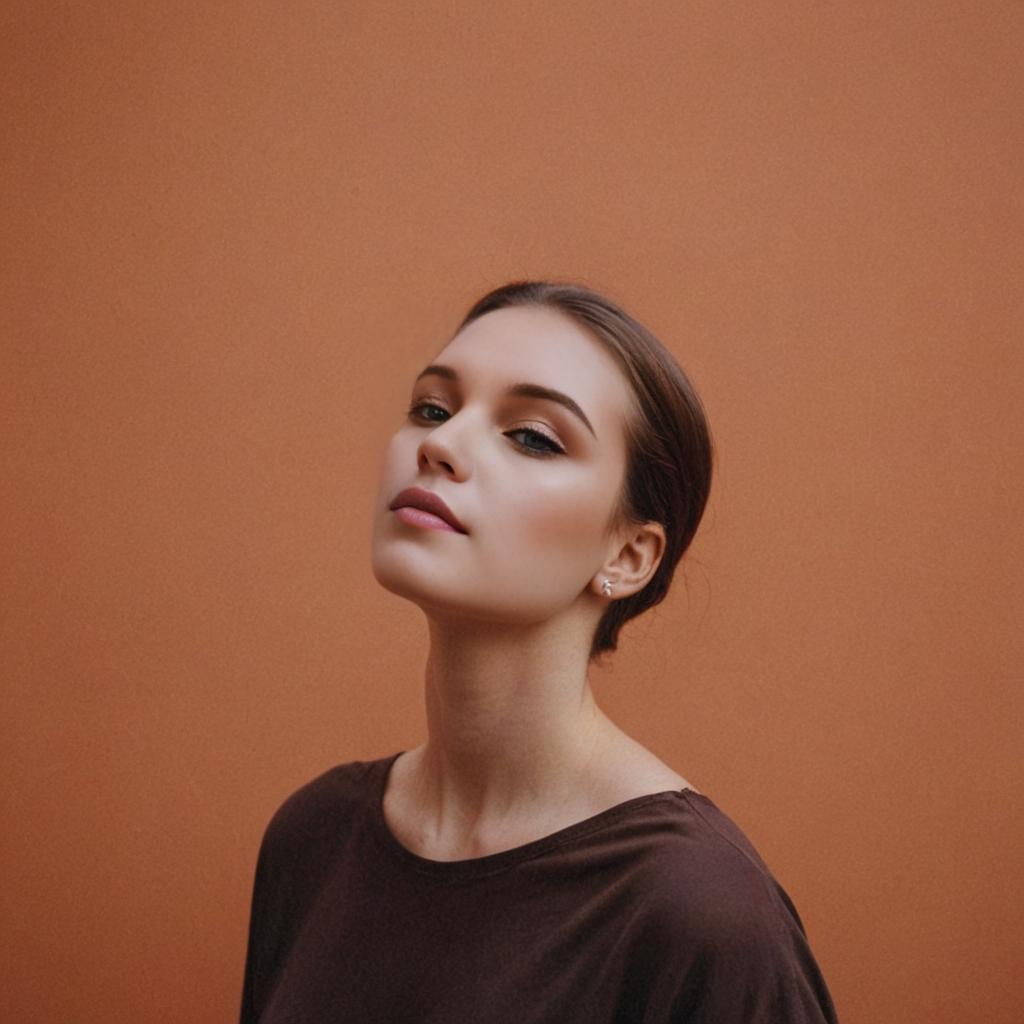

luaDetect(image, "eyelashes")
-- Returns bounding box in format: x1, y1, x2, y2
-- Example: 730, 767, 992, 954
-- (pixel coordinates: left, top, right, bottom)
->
406, 401, 566, 458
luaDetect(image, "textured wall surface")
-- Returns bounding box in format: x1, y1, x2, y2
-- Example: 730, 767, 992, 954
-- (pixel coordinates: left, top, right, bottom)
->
2, 3, 1020, 1021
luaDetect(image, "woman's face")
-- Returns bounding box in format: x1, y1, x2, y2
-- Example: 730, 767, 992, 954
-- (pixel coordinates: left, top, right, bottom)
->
370, 305, 637, 627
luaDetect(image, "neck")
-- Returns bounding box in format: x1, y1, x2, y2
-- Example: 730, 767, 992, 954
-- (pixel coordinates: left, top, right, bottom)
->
406, 615, 616, 837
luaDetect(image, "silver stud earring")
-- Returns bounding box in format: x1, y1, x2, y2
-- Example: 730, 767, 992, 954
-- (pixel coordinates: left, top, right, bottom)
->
601, 578, 613, 597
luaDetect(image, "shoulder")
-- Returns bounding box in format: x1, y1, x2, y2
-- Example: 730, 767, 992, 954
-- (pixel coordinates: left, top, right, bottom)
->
240, 758, 390, 1021
256, 756, 382, 868
622, 792, 837, 1021
628, 792, 801, 940
643, 790, 786, 897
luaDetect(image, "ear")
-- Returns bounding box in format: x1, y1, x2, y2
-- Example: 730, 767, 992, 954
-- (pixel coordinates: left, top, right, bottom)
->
593, 520, 666, 600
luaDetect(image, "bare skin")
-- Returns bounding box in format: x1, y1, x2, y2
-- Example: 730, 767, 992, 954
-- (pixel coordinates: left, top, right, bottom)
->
370, 305, 695, 862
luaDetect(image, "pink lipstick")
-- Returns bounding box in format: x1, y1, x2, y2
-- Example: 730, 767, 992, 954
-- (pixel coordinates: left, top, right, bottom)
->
388, 486, 468, 535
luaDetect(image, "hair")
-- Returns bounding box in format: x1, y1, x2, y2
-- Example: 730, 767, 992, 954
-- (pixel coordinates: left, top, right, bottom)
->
456, 281, 714, 663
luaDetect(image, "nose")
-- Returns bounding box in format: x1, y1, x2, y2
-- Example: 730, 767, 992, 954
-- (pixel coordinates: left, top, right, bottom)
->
416, 411, 471, 480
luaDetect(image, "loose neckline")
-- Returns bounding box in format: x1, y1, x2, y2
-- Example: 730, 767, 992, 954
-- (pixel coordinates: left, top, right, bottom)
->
368, 750, 708, 880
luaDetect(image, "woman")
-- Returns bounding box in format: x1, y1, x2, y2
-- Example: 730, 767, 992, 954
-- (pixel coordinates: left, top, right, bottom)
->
239, 281, 838, 1023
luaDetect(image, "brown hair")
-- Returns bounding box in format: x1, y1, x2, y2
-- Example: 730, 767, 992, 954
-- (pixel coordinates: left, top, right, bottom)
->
457, 281, 714, 663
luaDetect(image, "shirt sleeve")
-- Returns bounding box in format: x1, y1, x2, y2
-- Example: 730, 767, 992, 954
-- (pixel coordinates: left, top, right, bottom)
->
236, 770, 344, 1024
666, 878, 838, 1023
238, 819, 281, 1024
237, 765, 365, 1024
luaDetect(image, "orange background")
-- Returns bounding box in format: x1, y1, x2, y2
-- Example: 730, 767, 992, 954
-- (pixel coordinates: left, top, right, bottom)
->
2, 3, 1021, 1022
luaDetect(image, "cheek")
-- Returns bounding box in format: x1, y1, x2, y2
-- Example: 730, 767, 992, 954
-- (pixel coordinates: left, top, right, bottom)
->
487, 470, 612, 574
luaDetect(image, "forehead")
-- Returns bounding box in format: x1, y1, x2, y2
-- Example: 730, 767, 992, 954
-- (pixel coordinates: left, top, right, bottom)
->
431, 305, 634, 428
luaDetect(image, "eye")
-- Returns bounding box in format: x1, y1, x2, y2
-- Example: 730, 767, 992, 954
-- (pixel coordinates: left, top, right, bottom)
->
505, 427, 565, 457
406, 401, 565, 458
407, 400, 448, 423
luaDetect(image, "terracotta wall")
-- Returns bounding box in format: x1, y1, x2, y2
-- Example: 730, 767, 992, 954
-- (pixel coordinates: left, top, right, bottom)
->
2, 3, 1020, 1021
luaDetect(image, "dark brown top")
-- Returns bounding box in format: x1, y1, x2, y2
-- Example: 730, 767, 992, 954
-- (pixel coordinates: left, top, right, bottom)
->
239, 752, 837, 1023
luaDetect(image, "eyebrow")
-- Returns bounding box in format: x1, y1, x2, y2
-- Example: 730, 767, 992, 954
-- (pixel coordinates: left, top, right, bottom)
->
413, 364, 596, 438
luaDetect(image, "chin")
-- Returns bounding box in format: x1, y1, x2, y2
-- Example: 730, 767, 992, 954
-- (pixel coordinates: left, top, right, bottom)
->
371, 543, 449, 605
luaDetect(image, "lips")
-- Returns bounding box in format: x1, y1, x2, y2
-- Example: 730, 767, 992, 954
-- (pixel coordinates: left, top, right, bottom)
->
388, 486, 468, 534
